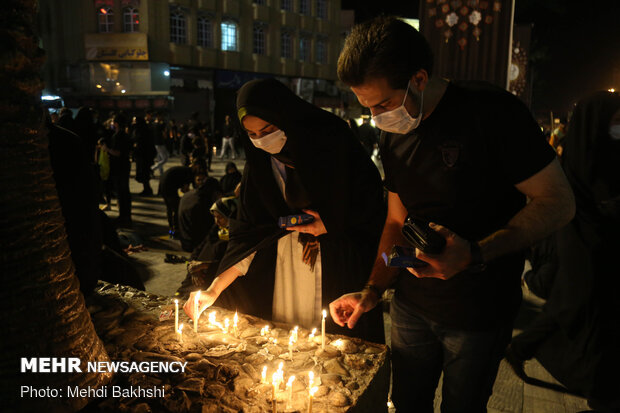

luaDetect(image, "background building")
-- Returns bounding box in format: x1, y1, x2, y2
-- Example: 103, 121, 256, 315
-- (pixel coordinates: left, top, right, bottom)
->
38, 0, 343, 127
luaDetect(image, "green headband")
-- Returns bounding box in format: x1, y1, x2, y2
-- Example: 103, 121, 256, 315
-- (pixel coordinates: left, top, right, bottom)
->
237, 107, 247, 122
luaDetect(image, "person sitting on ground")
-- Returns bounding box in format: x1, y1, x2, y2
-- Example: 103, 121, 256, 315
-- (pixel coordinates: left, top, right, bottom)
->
177, 163, 223, 253
175, 196, 239, 299
219, 162, 242, 196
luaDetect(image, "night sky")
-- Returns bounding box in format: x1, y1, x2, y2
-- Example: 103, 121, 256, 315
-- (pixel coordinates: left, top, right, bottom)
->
340, 0, 620, 116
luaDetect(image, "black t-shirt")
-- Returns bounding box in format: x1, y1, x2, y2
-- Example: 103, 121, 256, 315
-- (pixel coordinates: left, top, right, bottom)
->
151, 121, 165, 146
380, 81, 556, 330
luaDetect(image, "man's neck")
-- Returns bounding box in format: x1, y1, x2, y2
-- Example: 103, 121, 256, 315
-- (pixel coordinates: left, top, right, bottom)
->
421, 77, 449, 121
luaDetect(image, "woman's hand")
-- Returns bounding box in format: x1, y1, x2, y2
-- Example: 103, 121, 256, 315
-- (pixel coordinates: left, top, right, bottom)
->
184, 289, 218, 320
286, 209, 327, 236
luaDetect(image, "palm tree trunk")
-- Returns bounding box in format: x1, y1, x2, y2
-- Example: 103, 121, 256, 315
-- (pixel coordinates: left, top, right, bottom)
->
0, 1, 112, 411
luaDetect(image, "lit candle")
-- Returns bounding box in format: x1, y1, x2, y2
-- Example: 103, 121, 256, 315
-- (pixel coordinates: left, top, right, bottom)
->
292, 326, 299, 342
308, 371, 314, 391
233, 311, 238, 337
177, 323, 184, 343
286, 375, 295, 407
224, 318, 230, 334
261, 365, 267, 384
321, 309, 327, 350
308, 328, 317, 343
272, 371, 280, 413
174, 299, 179, 332
308, 386, 318, 413
194, 290, 201, 333
289, 335, 294, 360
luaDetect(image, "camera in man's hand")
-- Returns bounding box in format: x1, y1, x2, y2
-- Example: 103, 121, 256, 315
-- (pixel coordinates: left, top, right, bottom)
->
402, 216, 446, 255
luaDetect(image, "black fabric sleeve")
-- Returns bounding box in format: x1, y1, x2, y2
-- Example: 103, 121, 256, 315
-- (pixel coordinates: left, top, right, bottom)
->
485, 91, 557, 185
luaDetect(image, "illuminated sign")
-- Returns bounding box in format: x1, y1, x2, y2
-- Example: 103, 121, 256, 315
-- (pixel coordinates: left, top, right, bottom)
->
85, 33, 148, 61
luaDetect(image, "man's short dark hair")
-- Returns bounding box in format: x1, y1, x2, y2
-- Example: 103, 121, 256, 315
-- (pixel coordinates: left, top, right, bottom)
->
337, 16, 434, 89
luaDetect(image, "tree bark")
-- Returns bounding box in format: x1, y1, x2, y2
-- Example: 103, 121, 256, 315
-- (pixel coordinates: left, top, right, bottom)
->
0, 1, 112, 411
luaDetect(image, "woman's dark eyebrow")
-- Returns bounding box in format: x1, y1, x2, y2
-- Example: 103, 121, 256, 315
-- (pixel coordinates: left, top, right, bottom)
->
244, 123, 274, 133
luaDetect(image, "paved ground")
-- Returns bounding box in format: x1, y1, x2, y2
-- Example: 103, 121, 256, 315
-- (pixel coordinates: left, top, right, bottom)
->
105, 154, 591, 413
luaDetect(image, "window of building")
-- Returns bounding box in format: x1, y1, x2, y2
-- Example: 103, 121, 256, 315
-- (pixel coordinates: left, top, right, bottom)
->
281, 31, 293, 58
316, 37, 327, 64
281, 0, 293, 12
221, 21, 238, 51
253, 24, 266, 55
197, 17, 213, 48
170, 10, 187, 44
299, 36, 311, 62
299, 0, 310, 16
98, 7, 114, 33
316, 0, 327, 19
123, 7, 139, 33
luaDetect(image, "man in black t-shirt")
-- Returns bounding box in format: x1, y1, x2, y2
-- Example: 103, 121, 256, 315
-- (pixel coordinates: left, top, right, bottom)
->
103, 112, 132, 227
330, 17, 576, 412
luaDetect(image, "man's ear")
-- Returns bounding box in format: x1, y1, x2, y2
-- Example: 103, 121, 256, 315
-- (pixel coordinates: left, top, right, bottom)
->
411, 69, 429, 91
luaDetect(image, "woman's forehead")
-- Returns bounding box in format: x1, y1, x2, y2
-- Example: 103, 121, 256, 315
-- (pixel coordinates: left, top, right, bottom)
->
242, 115, 271, 131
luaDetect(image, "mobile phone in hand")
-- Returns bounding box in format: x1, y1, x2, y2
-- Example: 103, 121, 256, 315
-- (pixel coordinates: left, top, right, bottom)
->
278, 214, 315, 228
382, 245, 429, 268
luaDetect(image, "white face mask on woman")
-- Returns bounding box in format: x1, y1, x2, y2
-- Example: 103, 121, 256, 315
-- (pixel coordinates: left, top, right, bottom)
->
250, 129, 287, 154
372, 81, 424, 134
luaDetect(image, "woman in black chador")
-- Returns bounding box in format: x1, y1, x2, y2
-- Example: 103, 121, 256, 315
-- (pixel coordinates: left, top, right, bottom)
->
184, 78, 386, 342
507, 91, 620, 411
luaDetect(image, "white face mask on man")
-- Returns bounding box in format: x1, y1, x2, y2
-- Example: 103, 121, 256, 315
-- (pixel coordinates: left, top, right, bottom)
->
249, 128, 287, 154
372, 81, 424, 134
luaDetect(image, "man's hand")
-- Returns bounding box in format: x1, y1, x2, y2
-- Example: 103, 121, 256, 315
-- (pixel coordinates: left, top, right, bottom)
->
184, 289, 218, 320
407, 223, 472, 280
286, 209, 327, 236
329, 289, 381, 329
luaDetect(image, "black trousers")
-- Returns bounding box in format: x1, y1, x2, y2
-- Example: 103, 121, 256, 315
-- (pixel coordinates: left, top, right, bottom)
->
163, 194, 180, 231
112, 173, 131, 222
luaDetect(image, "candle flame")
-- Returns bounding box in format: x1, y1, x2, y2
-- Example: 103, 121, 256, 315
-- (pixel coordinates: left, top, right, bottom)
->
309, 386, 318, 396
287, 375, 295, 387
178, 323, 184, 332
322, 309, 327, 319
174, 299, 178, 304
308, 371, 314, 387
262, 365, 267, 383
233, 311, 238, 326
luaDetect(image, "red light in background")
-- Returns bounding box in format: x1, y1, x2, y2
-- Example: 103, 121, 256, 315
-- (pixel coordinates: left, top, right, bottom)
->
100, 8, 107, 14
